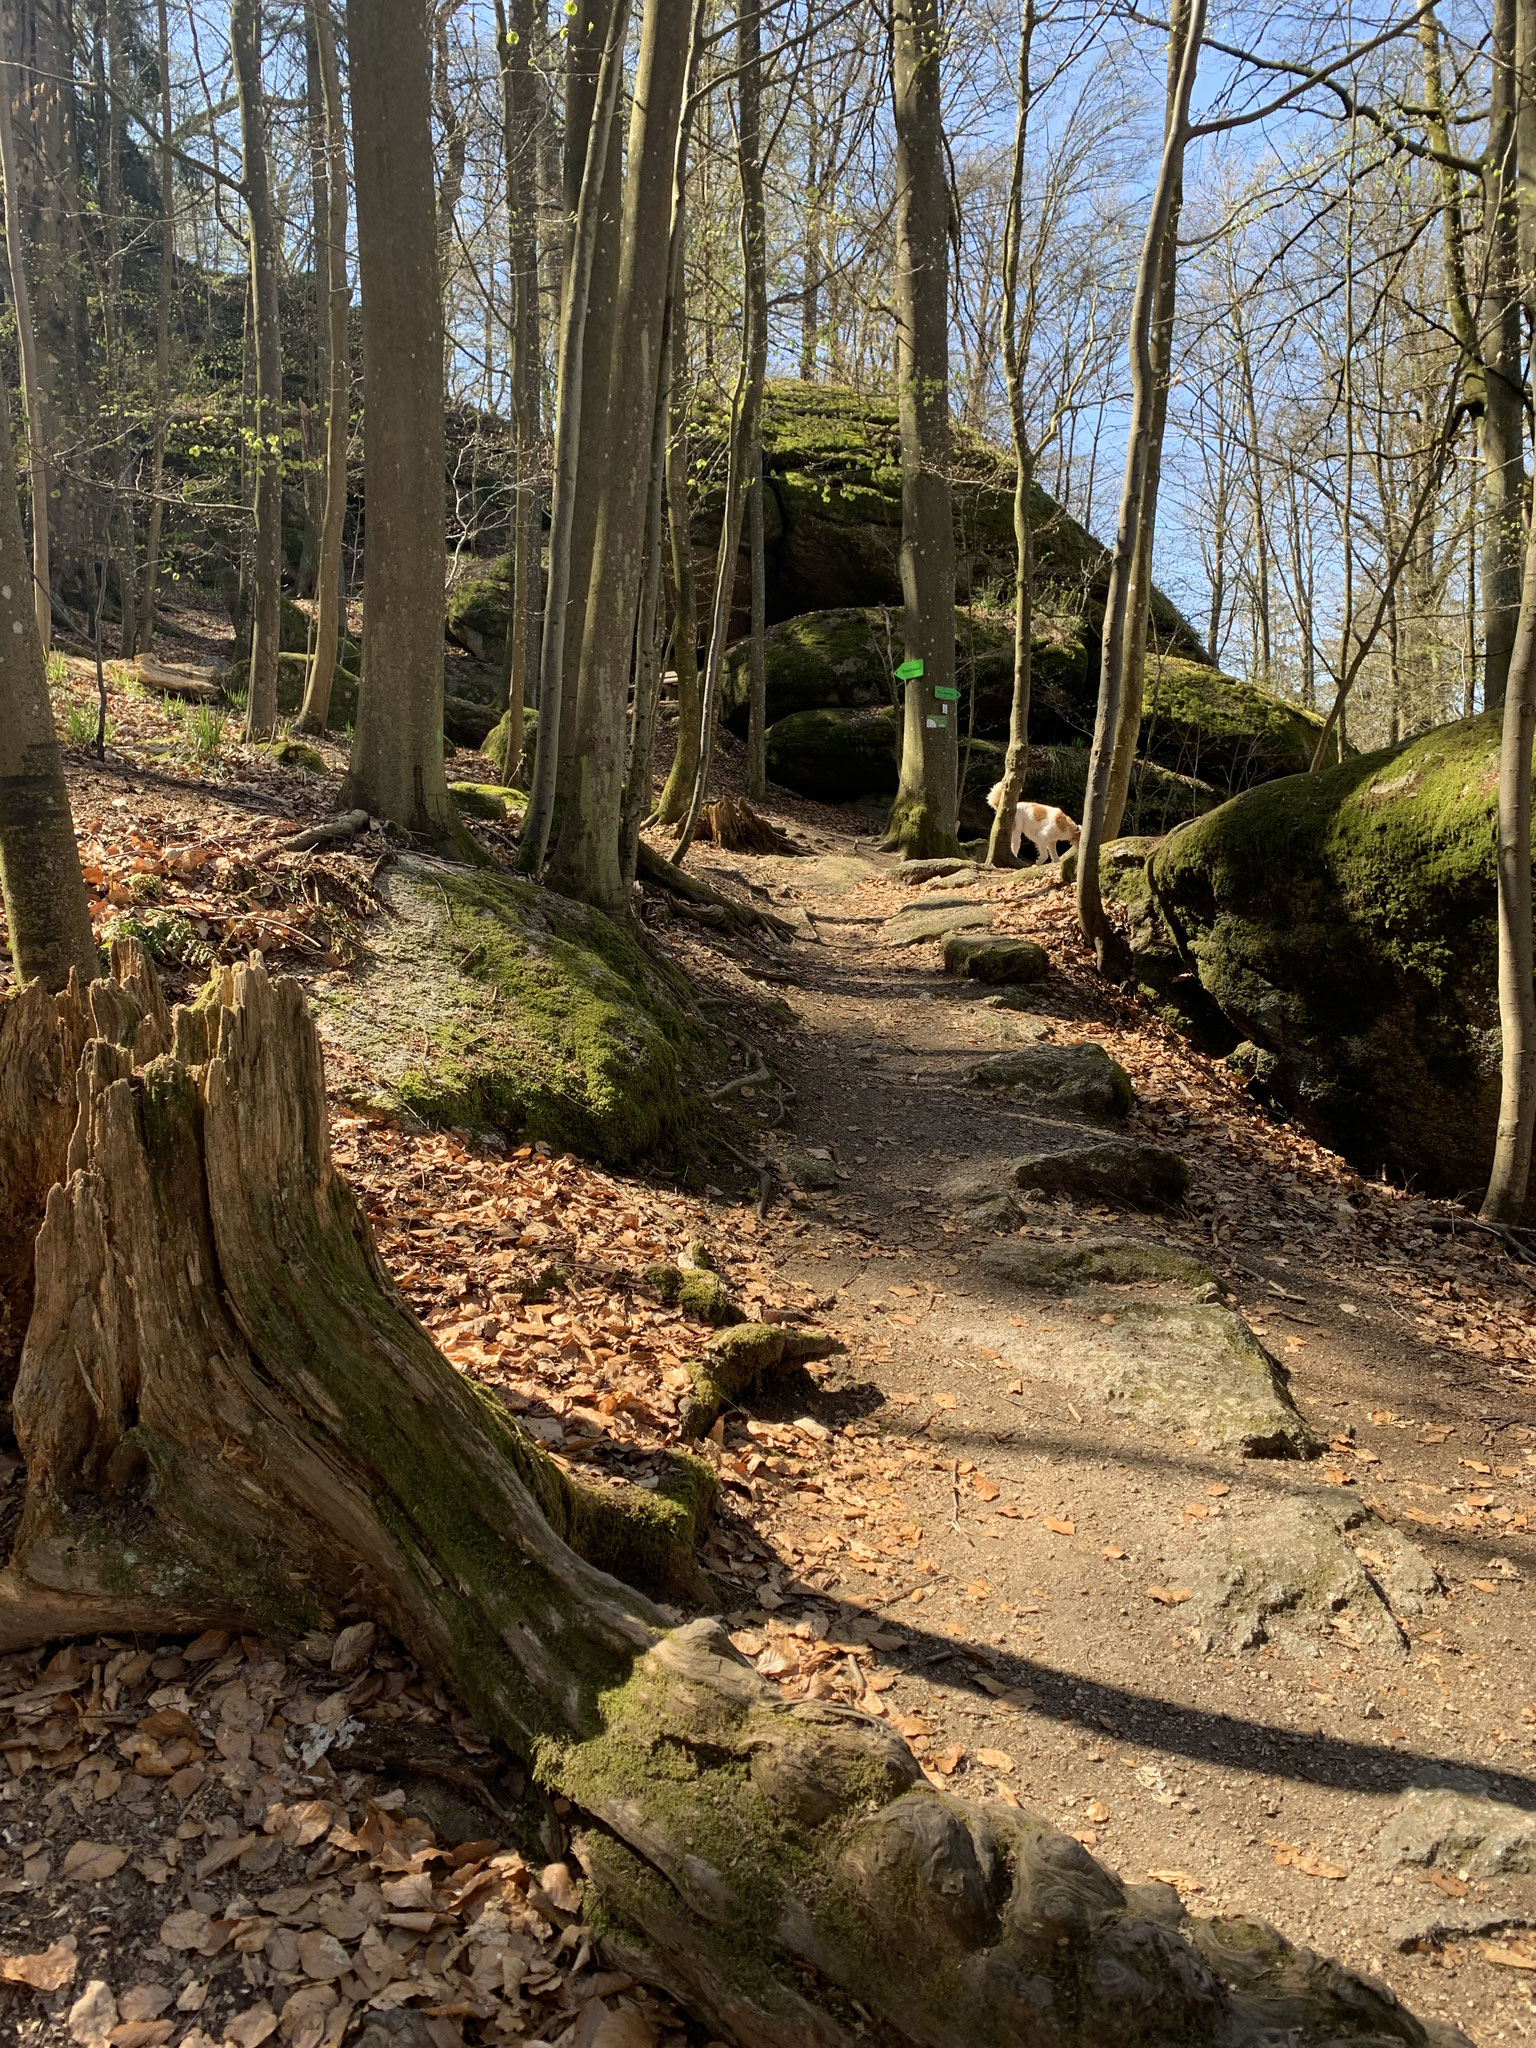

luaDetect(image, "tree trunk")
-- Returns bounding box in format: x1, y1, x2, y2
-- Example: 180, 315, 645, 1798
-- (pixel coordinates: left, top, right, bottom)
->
434, 0, 468, 290
340, 0, 461, 846
0, 28, 50, 652
985, 0, 1035, 870
138, 0, 175, 653
547, 0, 694, 912
1483, 0, 1524, 711
746, 449, 767, 802
885, 0, 959, 860
232, 0, 283, 742
654, 241, 702, 828
621, 350, 673, 887
296, 0, 350, 736
0, 949, 1462, 2048
518, 0, 631, 873
1075, 0, 1204, 962
495, 0, 542, 783
1480, 554, 1536, 1221
673, 0, 771, 862
0, 387, 95, 997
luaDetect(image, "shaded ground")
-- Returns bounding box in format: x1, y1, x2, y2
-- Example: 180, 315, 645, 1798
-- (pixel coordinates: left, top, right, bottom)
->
3, 660, 1533, 2046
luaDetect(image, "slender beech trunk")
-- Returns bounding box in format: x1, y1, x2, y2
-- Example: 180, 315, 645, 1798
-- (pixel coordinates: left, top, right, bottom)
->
621, 352, 674, 887
1481, 518, 1536, 1222
653, 259, 700, 826
139, 0, 175, 651
296, 0, 349, 734
547, 0, 694, 912
0, 42, 50, 653
232, 0, 283, 741
518, 0, 631, 872
1076, 0, 1204, 960
495, 0, 542, 779
1484, 0, 1524, 710
885, 0, 959, 859
0, 388, 94, 990
745, 450, 767, 800
434, 1, 468, 290
985, 0, 1036, 868
675, 0, 770, 860
340, 0, 460, 844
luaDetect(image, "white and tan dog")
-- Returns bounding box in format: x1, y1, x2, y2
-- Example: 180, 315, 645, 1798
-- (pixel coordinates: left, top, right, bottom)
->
986, 781, 1082, 864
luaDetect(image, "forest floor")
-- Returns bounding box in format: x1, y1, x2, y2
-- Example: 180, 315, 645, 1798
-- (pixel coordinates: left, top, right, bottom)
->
3, 651, 1535, 2048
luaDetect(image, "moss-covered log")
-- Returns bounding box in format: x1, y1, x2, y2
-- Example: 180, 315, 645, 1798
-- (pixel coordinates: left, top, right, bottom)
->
0, 957, 1467, 2048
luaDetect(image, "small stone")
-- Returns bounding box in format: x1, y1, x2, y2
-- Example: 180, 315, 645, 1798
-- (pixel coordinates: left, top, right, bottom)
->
784, 1151, 840, 1191
943, 934, 1049, 984
1010, 1138, 1188, 1208
1377, 1767, 1536, 1878
968, 1042, 1134, 1120
963, 1192, 1025, 1233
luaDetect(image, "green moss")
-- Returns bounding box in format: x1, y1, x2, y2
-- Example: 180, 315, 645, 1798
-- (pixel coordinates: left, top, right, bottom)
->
483, 706, 538, 786
450, 781, 525, 821
643, 1263, 743, 1326
262, 738, 327, 774
446, 554, 511, 659
1139, 710, 1532, 1210
315, 858, 712, 1167
679, 1323, 841, 1437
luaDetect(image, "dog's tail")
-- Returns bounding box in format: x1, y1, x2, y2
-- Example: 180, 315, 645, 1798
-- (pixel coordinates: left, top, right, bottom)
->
986, 780, 1005, 814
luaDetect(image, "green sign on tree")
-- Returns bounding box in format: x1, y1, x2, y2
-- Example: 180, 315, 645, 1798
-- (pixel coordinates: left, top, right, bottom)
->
933, 685, 960, 702
894, 657, 925, 681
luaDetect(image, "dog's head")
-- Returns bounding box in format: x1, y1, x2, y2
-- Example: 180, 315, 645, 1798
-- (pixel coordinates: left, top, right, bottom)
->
1060, 812, 1083, 845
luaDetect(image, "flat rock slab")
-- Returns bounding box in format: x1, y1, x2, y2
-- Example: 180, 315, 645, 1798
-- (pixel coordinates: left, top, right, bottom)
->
1377, 1766, 1536, 1878
884, 904, 994, 947
1059, 1303, 1320, 1457
1185, 1495, 1441, 1654
768, 854, 882, 897
968, 1043, 1134, 1120
981, 1236, 1219, 1296
896, 858, 976, 884
1009, 1138, 1189, 1207
943, 934, 1048, 984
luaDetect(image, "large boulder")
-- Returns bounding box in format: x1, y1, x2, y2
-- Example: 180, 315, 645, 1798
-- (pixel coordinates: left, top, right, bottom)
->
726, 604, 1327, 794
763, 705, 1217, 835
967, 1042, 1135, 1119
313, 857, 710, 1166
1111, 710, 1535, 1217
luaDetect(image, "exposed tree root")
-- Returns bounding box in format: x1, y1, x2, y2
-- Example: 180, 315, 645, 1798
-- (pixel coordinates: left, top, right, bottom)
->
637, 839, 795, 942
0, 953, 1467, 2048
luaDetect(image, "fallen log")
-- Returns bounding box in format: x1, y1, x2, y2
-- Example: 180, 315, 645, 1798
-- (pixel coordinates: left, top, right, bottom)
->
0, 952, 1467, 2048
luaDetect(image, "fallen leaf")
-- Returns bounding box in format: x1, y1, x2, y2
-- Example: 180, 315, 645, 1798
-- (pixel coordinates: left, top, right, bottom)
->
590, 2011, 659, 2048
119, 1989, 174, 2024
1146, 1870, 1202, 1893
972, 1474, 1000, 1502
159, 1911, 212, 1953
1183, 1503, 1209, 1520
1086, 1800, 1110, 1823
1146, 1585, 1191, 1606
927, 1745, 964, 1776
538, 1860, 583, 1914
1271, 1841, 1347, 1879
295, 1931, 350, 1982
1206, 1482, 1231, 1498
975, 1748, 1015, 1773
1102, 1546, 1127, 1561
1481, 1940, 1536, 1971
1420, 1872, 1469, 1900
1470, 1579, 1500, 1595
68, 1980, 118, 2048
966, 1580, 991, 1599
1, 1943, 79, 1990
62, 1841, 129, 1882
223, 2005, 278, 2047
1046, 1516, 1075, 1537
933, 1393, 957, 1410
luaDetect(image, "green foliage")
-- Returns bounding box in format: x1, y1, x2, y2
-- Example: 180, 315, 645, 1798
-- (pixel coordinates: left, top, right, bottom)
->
62, 698, 105, 748
102, 909, 216, 971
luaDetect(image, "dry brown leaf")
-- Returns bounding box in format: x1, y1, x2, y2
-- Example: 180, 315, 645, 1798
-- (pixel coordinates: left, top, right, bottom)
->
928, 1745, 964, 1776
1085, 1800, 1110, 1823
538, 1860, 583, 1914
107, 2023, 175, 2047
975, 1748, 1015, 1773
295, 1930, 350, 1982
966, 1580, 991, 1600
1101, 1545, 1127, 1561
62, 1840, 129, 1882
1206, 1482, 1231, 1498
590, 2012, 659, 2048
933, 1393, 957, 1410
67, 1979, 117, 2048
1045, 1516, 1075, 1537
1, 1943, 79, 1990
1146, 1585, 1192, 1606
972, 1474, 1000, 1502
1146, 1870, 1202, 1893
1481, 1940, 1536, 1971
223, 2005, 279, 2047
1470, 1579, 1500, 1595
1420, 1872, 1469, 1899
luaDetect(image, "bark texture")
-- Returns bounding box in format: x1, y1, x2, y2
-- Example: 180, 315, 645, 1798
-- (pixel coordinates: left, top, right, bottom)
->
232, 0, 283, 741
0, 951, 1461, 2048
0, 387, 96, 996
340, 0, 459, 843
886, 0, 959, 859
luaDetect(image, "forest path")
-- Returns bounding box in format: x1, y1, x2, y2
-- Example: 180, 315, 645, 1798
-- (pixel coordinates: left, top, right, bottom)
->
683, 825, 1536, 2048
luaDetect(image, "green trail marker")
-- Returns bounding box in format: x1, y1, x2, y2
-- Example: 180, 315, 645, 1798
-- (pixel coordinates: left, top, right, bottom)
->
933, 685, 960, 703
894, 657, 925, 681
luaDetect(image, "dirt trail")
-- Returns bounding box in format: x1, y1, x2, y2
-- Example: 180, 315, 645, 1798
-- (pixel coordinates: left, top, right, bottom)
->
682, 826, 1536, 2048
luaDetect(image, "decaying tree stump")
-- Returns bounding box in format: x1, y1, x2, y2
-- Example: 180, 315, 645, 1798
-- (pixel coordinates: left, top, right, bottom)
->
0, 951, 1467, 2048
696, 796, 797, 856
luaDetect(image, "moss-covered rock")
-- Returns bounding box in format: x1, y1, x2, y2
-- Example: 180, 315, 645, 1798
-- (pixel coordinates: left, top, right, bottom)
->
679, 1322, 844, 1437
446, 554, 511, 660
450, 781, 525, 821
643, 1261, 743, 1326
313, 855, 711, 1166
981, 1236, 1220, 1295
261, 737, 327, 773
944, 934, 1049, 983
1124, 710, 1535, 1216
483, 705, 538, 788
968, 1042, 1135, 1120
1010, 1138, 1189, 1208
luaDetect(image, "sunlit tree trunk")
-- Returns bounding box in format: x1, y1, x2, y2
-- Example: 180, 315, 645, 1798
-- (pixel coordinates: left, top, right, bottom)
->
232, 0, 283, 741
296, 0, 350, 735
494, 0, 542, 780
653, 253, 701, 826
340, 0, 461, 844
0, 33, 50, 652
138, 0, 175, 653
1483, 0, 1524, 709
885, 0, 959, 859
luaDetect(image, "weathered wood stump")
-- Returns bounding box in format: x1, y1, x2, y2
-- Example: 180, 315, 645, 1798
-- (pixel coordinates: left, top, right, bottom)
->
0, 951, 1466, 2048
